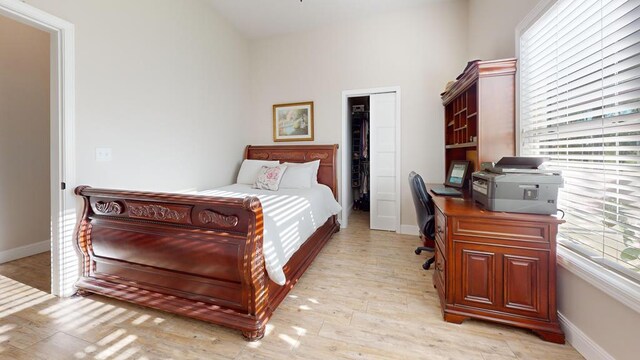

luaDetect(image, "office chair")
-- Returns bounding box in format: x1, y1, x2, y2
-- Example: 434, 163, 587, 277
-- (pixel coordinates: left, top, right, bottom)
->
408, 171, 435, 270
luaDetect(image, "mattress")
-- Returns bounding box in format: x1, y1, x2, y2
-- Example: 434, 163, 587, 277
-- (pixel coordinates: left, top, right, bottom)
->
197, 184, 341, 285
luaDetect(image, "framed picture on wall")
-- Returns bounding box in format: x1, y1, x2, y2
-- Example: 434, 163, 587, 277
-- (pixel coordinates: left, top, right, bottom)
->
273, 101, 314, 142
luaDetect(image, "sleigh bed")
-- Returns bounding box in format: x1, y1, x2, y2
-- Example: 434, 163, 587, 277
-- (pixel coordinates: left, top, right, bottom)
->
74, 144, 340, 340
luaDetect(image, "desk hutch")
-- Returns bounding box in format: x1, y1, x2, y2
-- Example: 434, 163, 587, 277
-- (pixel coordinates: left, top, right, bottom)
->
441, 59, 517, 172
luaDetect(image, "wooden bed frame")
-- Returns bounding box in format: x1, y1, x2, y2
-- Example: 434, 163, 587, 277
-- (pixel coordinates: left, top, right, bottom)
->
74, 144, 340, 340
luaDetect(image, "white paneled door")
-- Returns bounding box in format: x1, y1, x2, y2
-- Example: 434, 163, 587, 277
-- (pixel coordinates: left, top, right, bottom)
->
369, 92, 397, 231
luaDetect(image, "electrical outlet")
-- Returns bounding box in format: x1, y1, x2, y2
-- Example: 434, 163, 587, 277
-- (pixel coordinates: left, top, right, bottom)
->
95, 147, 112, 162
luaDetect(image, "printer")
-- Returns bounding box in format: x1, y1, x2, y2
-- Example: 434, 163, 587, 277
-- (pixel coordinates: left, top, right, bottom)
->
472, 157, 563, 215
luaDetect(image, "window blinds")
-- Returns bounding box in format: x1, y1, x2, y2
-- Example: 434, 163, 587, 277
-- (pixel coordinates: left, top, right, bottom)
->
520, 0, 640, 282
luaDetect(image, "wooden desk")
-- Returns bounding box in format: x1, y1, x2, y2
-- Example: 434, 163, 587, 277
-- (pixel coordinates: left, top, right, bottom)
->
428, 186, 565, 343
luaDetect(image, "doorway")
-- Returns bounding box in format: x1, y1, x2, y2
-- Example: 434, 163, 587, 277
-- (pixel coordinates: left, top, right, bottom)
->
0, 14, 51, 291
341, 87, 401, 232
0, 1, 76, 297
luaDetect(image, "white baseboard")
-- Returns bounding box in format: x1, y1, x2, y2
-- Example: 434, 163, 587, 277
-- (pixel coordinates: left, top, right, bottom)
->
0, 240, 50, 264
558, 312, 615, 360
400, 224, 419, 236
339, 202, 354, 229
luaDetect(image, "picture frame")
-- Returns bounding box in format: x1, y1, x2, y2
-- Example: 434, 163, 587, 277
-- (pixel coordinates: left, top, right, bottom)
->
273, 101, 314, 142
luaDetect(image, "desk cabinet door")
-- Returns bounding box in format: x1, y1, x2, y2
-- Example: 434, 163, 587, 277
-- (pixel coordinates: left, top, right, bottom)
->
454, 243, 498, 310
453, 241, 549, 319
503, 250, 549, 319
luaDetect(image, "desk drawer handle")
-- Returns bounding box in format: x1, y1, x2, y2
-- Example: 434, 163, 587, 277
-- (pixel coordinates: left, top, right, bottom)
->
437, 226, 444, 235
436, 263, 444, 272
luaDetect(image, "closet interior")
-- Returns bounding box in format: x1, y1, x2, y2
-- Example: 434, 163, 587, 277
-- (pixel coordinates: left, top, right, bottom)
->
349, 96, 370, 212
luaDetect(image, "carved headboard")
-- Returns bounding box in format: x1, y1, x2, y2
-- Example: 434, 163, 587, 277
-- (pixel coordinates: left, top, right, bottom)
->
244, 144, 339, 199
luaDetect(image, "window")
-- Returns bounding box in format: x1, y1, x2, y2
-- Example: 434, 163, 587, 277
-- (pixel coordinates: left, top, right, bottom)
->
519, 0, 640, 283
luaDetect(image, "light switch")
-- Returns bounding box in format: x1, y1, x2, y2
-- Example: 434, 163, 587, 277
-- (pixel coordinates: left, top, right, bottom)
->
95, 147, 112, 162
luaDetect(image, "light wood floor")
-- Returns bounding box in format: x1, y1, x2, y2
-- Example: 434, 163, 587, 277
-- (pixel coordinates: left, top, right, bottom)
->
0, 212, 583, 359
0, 252, 50, 293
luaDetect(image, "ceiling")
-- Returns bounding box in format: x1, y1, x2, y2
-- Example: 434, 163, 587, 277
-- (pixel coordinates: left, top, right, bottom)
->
208, 0, 437, 39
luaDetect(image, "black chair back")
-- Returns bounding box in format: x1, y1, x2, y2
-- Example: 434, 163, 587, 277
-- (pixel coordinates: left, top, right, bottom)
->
408, 171, 435, 240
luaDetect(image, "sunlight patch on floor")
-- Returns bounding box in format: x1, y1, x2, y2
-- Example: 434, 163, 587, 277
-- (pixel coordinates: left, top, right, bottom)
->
278, 333, 299, 348
0, 324, 16, 334
95, 333, 138, 360
0, 275, 172, 359
291, 325, 307, 336
0, 280, 54, 319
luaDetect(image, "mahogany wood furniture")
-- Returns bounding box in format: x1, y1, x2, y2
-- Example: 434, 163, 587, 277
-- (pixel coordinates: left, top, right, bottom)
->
429, 187, 565, 343
74, 144, 339, 341
441, 59, 517, 172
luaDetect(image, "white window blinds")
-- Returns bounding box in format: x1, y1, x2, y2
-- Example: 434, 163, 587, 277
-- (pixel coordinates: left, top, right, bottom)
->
520, 0, 640, 282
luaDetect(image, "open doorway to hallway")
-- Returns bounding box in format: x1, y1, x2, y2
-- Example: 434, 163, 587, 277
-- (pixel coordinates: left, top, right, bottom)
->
1, 0, 77, 298
0, 14, 51, 291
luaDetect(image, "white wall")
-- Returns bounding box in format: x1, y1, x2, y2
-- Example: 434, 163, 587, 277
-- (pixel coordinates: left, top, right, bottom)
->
0, 15, 50, 257
558, 267, 640, 360
467, 1, 639, 359
467, 0, 540, 60
248, 0, 469, 228
25, 0, 251, 192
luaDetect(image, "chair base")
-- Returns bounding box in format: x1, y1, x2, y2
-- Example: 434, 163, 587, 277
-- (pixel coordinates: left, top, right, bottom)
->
415, 246, 435, 270
422, 256, 435, 270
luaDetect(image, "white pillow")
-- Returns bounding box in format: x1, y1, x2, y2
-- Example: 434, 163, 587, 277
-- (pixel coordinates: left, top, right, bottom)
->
283, 160, 321, 185
279, 164, 313, 189
237, 159, 279, 184
253, 165, 287, 191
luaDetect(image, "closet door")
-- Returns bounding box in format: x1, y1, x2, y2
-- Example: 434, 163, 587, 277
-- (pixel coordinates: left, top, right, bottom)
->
370, 92, 398, 231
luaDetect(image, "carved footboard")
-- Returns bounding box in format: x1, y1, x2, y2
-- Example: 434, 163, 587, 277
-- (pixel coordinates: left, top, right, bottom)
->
74, 186, 270, 340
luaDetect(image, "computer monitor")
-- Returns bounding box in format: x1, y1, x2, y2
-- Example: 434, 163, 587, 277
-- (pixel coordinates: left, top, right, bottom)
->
444, 160, 470, 188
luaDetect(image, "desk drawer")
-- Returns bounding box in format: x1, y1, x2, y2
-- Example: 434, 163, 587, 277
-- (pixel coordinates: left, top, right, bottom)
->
434, 242, 446, 291
451, 217, 549, 245
435, 208, 447, 251
435, 232, 445, 256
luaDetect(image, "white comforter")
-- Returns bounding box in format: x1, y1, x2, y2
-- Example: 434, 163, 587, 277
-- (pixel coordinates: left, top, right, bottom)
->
197, 184, 342, 285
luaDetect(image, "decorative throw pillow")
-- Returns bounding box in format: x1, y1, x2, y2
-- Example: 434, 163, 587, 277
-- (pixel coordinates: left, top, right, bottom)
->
237, 159, 279, 184
254, 165, 287, 191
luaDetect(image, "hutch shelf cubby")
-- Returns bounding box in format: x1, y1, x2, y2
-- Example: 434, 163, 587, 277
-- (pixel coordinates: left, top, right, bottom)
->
441, 59, 517, 173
